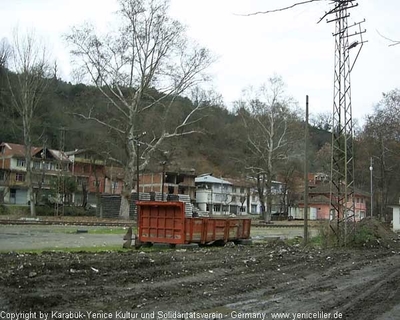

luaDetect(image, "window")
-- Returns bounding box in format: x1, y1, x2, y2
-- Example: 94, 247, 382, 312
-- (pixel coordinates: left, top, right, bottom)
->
93, 180, 100, 187
232, 187, 236, 193
0, 171, 5, 181
33, 161, 41, 169
214, 204, 221, 212
240, 187, 244, 194
17, 159, 26, 167
231, 195, 236, 202
15, 173, 25, 182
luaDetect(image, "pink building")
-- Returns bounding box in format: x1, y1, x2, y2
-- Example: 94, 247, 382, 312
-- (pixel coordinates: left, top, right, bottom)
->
298, 184, 368, 221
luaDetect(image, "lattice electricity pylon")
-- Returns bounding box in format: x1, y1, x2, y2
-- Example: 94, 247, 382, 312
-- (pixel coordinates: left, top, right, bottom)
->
322, 1, 367, 244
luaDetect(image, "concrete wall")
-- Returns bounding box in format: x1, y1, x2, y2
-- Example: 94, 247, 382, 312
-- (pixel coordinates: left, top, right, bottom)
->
391, 206, 400, 232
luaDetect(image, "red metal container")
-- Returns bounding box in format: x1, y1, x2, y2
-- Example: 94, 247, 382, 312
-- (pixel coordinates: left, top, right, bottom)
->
137, 201, 251, 245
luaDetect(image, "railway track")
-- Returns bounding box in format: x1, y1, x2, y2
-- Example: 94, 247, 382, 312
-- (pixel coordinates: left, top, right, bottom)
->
0, 219, 310, 228
0, 219, 132, 227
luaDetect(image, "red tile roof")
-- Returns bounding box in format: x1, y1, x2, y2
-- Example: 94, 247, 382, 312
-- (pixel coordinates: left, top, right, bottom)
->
0, 142, 70, 162
0, 142, 41, 158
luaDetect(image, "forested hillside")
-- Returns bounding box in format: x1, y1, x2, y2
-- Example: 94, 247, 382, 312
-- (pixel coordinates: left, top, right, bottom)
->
2, 35, 400, 222
0, 69, 332, 176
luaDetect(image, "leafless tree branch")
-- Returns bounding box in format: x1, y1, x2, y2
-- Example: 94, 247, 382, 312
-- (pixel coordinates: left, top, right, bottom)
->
237, 0, 326, 16
376, 30, 400, 47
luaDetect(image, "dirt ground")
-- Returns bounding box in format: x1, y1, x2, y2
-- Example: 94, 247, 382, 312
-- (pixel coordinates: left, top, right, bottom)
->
1, 238, 400, 320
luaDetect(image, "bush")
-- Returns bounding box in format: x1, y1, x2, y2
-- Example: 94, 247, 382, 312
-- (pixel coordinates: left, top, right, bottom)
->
35, 205, 97, 217
0, 205, 30, 216
0, 205, 8, 215
353, 225, 375, 245
35, 206, 55, 216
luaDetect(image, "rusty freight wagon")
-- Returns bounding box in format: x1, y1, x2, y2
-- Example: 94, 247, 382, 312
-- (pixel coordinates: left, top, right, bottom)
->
136, 201, 251, 246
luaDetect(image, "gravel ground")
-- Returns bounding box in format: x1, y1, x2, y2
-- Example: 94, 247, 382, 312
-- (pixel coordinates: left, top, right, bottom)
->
0, 225, 126, 251
1, 241, 400, 320
1, 221, 399, 320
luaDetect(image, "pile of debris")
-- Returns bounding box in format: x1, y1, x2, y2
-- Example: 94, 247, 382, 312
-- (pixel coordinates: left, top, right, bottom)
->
356, 217, 399, 248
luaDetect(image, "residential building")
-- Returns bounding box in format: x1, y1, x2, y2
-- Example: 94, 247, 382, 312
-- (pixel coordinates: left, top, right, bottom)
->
294, 183, 368, 221
66, 149, 124, 205
140, 169, 196, 201
195, 174, 263, 215
0, 142, 71, 205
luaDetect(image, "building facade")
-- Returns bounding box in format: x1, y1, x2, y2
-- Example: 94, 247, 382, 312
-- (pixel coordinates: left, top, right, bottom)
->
0, 142, 71, 205
195, 175, 263, 215
294, 184, 368, 221
140, 169, 196, 201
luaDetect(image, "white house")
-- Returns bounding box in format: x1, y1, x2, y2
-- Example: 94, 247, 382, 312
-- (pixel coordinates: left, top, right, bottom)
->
195, 174, 261, 215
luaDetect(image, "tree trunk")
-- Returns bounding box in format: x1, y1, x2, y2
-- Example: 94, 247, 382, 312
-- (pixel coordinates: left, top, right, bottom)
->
119, 191, 130, 219
265, 175, 272, 223
24, 124, 36, 217
82, 182, 88, 208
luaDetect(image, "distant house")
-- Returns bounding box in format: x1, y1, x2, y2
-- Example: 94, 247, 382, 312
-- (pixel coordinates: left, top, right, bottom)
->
294, 184, 368, 221
0, 142, 71, 205
66, 149, 124, 205
195, 174, 264, 215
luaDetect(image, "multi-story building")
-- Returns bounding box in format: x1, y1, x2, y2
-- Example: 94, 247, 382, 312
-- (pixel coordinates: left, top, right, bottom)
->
66, 149, 125, 205
139, 169, 196, 201
195, 174, 288, 215
195, 174, 263, 215
0, 142, 71, 204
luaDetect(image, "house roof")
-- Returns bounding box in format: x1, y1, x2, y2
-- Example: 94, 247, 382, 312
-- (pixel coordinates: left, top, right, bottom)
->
309, 183, 370, 197
195, 175, 232, 185
0, 142, 41, 158
308, 195, 330, 204
223, 177, 253, 188
0, 142, 70, 162
48, 149, 70, 162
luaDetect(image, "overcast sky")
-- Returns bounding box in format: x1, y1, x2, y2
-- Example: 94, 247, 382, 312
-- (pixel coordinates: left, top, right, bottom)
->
1, 0, 399, 123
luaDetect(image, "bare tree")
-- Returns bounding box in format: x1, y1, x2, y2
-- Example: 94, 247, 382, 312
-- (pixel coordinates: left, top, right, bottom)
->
240, 0, 325, 16
0, 38, 12, 69
65, 0, 214, 219
7, 30, 50, 216
361, 89, 400, 221
310, 111, 332, 131
237, 76, 300, 222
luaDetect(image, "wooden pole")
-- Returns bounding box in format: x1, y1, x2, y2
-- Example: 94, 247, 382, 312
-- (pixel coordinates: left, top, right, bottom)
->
304, 95, 309, 245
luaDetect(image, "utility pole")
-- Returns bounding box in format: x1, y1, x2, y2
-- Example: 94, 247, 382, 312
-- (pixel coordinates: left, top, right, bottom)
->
370, 157, 373, 218
136, 140, 140, 204
304, 95, 309, 245
324, 1, 367, 245
56, 127, 65, 217
161, 161, 166, 201
135, 132, 146, 221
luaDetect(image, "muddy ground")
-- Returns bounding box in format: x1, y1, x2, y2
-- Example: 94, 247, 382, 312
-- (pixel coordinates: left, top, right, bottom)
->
1, 240, 400, 320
